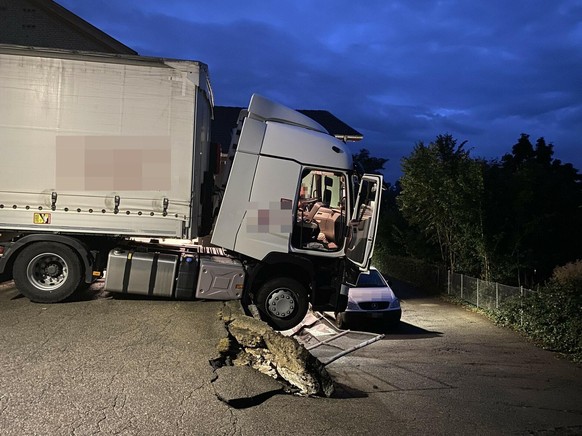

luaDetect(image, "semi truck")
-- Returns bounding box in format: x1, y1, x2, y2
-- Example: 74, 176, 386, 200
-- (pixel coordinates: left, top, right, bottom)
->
0, 44, 382, 330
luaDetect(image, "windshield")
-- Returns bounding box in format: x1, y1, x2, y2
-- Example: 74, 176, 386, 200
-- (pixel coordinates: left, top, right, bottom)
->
356, 270, 386, 287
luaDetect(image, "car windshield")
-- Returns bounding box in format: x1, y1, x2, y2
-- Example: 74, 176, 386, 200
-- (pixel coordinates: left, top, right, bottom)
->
356, 270, 385, 287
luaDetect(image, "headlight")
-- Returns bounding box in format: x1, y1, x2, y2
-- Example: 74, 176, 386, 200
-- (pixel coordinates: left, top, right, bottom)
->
390, 298, 400, 309
346, 294, 359, 310
346, 301, 359, 310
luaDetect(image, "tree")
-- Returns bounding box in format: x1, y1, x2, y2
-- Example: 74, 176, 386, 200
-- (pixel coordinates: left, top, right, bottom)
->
352, 148, 388, 175
397, 134, 489, 276
484, 134, 582, 285
352, 149, 435, 261
352, 147, 393, 213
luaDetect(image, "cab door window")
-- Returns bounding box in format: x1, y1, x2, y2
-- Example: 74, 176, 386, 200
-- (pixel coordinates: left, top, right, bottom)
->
345, 174, 383, 268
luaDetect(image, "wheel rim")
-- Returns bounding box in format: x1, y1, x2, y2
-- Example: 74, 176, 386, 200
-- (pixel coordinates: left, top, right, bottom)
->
265, 287, 296, 319
26, 252, 69, 291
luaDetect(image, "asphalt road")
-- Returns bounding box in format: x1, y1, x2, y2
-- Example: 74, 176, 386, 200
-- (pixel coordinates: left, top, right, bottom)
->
1, 279, 581, 435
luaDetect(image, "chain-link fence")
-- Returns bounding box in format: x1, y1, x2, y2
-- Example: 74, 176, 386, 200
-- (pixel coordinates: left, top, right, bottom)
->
447, 271, 535, 310
373, 254, 447, 295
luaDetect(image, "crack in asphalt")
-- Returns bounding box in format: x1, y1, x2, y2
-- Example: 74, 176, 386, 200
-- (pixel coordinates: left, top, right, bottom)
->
0, 393, 8, 417
527, 424, 582, 435
225, 406, 241, 436
512, 403, 582, 417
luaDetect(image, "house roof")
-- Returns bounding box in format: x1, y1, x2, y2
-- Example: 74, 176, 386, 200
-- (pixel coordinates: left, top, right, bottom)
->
211, 105, 363, 153
296, 109, 363, 142
6, 0, 137, 54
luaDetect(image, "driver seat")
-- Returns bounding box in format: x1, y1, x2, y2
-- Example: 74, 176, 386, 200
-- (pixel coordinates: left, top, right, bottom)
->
304, 201, 323, 222
292, 202, 323, 247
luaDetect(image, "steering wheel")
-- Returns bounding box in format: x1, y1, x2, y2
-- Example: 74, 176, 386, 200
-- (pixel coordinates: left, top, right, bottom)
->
299, 197, 320, 209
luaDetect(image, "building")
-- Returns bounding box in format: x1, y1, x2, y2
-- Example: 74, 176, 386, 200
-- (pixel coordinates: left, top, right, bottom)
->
0, 0, 135, 54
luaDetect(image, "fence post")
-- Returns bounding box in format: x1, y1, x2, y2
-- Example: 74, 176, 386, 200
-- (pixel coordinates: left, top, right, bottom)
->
447, 270, 451, 295
460, 274, 464, 299
476, 278, 480, 308
495, 282, 499, 309
519, 285, 523, 327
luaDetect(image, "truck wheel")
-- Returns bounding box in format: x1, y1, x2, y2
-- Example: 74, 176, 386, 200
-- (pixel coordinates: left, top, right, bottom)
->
13, 242, 82, 303
255, 277, 308, 331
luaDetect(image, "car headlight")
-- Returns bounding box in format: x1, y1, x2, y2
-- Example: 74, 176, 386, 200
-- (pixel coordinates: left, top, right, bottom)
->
346, 294, 359, 310
347, 302, 360, 310
390, 298, 400, 309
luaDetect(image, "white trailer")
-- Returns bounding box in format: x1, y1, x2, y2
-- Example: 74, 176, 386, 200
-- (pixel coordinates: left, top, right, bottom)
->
0, 45, 382, 330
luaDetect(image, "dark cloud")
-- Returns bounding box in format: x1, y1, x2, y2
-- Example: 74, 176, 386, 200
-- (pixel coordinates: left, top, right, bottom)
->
58, 0, 582, 180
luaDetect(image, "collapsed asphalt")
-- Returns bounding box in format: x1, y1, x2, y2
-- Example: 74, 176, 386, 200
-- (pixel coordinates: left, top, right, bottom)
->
0, 280, 335, 433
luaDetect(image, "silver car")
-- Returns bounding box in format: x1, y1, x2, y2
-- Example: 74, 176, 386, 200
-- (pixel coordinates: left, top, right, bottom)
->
335, 267, 401, 329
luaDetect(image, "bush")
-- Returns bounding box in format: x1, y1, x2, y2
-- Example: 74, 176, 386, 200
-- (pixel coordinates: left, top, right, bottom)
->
551, 259, 582, 287
493, 295, 522, 326
494, 276, 582, 362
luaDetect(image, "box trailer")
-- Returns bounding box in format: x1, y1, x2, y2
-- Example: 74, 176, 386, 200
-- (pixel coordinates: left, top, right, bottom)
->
0, 45, 382, 330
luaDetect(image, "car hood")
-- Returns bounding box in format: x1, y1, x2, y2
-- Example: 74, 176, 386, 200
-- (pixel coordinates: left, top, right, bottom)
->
349, 286, 397, 302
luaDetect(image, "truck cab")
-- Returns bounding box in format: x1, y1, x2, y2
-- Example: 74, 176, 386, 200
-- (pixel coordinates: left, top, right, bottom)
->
211, 95, 382, 329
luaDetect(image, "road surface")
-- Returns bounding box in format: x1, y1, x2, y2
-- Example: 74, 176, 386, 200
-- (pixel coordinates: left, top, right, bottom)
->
1, 279, 581, 435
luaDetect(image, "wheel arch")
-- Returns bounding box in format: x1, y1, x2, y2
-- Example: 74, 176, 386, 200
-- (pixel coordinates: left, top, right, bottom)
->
0, 234, 94, 283
246, 252, 314, 298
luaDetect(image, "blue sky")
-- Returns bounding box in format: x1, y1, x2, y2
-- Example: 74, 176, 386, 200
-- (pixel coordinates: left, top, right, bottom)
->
58, 0, 582, 182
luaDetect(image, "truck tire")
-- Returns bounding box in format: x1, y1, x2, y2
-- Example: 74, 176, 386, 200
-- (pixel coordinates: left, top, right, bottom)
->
255, 277, 308, 331
13, 242, 82, 303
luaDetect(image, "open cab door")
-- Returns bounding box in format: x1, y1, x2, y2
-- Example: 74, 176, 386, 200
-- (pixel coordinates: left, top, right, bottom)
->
345, 174, 383, 275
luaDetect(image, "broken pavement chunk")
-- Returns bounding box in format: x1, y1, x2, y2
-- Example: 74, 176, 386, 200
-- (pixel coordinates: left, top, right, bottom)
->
227, 316, 270, 348
263, 330, 335, 397
217, 301, 335, 397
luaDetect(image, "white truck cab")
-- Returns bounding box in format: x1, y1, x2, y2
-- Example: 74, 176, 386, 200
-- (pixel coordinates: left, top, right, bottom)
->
211, 95, 383, 328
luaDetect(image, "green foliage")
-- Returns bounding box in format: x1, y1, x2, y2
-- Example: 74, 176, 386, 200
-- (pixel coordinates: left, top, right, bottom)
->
364, 135, 582, 360
397, 134, 489, 277
483, 134, 582, 285
491, 296, 522, 326
374, 181, 442, 261
352, 148, 388, 175
551, 259, 582, 287
493, 275, 582, 361
388, 132, 582, 286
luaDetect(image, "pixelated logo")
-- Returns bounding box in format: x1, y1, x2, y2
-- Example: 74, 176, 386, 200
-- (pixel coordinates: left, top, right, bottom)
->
246, 199, 293, 233
33, 213, 51, 224
55, 136, 171, 191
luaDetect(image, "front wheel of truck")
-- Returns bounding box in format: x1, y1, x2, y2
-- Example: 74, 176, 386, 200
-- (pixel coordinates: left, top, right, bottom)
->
255, 277, 308, 331
13, 242, 82, 303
